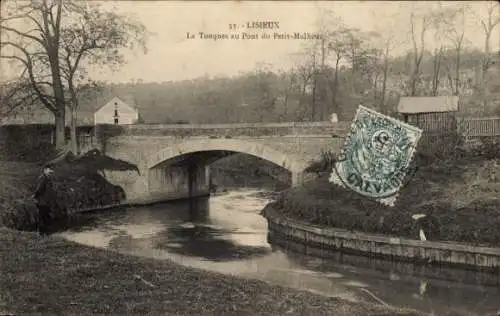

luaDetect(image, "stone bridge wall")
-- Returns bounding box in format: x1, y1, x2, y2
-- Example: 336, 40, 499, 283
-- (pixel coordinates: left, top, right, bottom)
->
96, 121, 349, 138
96, 122, 350, 203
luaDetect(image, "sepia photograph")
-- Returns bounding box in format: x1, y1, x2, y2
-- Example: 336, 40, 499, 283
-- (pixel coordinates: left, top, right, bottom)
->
0, 1, 499, 315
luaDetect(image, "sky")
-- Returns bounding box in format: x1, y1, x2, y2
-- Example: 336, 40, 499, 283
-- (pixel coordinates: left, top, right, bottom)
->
1, 1, 499, 84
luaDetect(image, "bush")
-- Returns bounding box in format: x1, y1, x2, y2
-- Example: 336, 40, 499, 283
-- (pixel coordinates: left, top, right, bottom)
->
0, 199, 40, 231
0, 168, 126, 232
304, 150, 337, 174
472, 137, 500, 160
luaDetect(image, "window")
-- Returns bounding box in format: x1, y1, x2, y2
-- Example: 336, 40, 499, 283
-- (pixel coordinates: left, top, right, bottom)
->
113, 101, 119, 124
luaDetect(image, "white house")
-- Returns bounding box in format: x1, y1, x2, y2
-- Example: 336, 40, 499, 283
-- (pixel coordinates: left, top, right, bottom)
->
94, 96, 139, 125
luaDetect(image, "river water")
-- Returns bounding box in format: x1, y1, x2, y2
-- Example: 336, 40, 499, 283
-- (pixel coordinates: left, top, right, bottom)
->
54, 189, 500, 316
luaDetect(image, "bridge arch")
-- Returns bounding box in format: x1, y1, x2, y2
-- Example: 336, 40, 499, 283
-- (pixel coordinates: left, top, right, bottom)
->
147, 138, 310, 175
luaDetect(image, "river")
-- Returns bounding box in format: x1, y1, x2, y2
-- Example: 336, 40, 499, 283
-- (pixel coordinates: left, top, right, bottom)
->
54, 189, 500, 316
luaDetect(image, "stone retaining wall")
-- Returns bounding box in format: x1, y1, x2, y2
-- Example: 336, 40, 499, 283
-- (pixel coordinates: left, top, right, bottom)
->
263, 207, 500, 273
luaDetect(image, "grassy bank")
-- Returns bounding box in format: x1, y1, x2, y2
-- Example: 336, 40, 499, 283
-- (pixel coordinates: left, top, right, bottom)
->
0, 164, 124, 231
0, 228, 423, 316
265, 154, 500, 247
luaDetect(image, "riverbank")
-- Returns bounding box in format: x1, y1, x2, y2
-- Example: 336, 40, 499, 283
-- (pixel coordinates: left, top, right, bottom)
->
266, 155, 500, 247
0, 228, 423, 316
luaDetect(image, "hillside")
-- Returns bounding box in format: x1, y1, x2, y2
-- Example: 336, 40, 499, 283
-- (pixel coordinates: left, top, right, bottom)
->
2, 49, 499, 126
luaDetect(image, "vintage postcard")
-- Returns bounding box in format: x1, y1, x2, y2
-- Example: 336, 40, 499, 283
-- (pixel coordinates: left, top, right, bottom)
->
1, 1, 499, 316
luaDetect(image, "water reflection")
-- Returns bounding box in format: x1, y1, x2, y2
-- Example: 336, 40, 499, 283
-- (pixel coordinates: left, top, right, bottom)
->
153, 225, 271, 262
54, 189, 500, 316
276, 244, 500, 316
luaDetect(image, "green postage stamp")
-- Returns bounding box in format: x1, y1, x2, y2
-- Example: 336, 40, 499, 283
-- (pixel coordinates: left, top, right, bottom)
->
330, 105, 423, 206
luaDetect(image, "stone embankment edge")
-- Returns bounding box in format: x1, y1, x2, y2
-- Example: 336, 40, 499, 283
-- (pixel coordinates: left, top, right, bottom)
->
263, 206, 500, 271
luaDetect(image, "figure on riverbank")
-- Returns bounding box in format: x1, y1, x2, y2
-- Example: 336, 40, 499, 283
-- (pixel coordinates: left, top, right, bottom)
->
33, 165, 55, 235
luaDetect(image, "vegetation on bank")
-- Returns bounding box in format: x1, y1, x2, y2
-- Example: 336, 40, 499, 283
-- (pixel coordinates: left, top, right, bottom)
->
266, 139, 500, 247
0, 228, 424, 316
0, 149, 127, 231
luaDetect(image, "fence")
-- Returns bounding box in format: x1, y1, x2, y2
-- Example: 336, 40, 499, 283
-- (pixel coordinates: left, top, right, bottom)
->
417, 116, 500, 155
457, 116, 500, 137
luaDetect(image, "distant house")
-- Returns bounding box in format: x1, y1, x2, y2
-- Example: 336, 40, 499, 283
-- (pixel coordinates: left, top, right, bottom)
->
397, 96, 459, 132
94, 97, 139, 125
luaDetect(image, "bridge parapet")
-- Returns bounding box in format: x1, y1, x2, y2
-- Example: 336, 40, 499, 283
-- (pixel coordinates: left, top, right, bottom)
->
96, 121, 350, 139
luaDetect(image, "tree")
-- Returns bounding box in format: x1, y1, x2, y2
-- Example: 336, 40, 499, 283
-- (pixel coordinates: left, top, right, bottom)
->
326, 28, 350, 116
1, 0, 67, 147
380, 37, 396, 104
430, 45, 444, 96
471, 1, 500, 105
1, 0, 148, 150
276, 68, 299, 121
408, 6, 431, 96
345, 28, 367, 94
59, 1, 147, 153
0, 77, 39, 118
441, 3, 469, 96
298, 43, 321, 121
294, 53, 315, 121
252, 67, 277, 123
370, 9, 403, 110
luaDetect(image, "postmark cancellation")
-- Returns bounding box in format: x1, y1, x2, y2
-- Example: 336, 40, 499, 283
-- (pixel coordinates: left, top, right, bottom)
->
329, 105, 423, 206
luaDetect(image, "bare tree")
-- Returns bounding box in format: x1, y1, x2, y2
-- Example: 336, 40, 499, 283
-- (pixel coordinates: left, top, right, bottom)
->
59, 1, 148, 153
441, 3, 469, 96
0, 77, 39, 118
429, 5, 449, 96
327, 28, 349, 115
370, 9, 403, 109
408, 7, 431, 96
380, 37, 396, 104
251, 65, 277, 123
471, 1, 500, 105
1, 0, 148, 150
276, 68, 298, 121
1, 0, 67, 147
293, 47, 318, 121
345, 28, 370, 95
431, 46, 444, 96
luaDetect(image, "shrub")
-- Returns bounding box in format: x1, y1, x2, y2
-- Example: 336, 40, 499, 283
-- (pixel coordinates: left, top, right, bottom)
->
473, 137, 500, 160
304, 150, 337, 174
0, 168, 126, 231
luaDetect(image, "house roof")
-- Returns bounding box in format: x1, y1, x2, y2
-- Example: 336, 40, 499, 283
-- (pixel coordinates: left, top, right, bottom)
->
96, 96, 138, 114
397, 96, 459, 114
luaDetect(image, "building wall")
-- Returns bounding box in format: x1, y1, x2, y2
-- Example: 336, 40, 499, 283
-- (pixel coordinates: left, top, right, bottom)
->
94, 97, 139, 125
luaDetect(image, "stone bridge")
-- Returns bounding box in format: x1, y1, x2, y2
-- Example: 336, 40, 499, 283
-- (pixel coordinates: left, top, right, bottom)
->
92, 122, 350, 203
